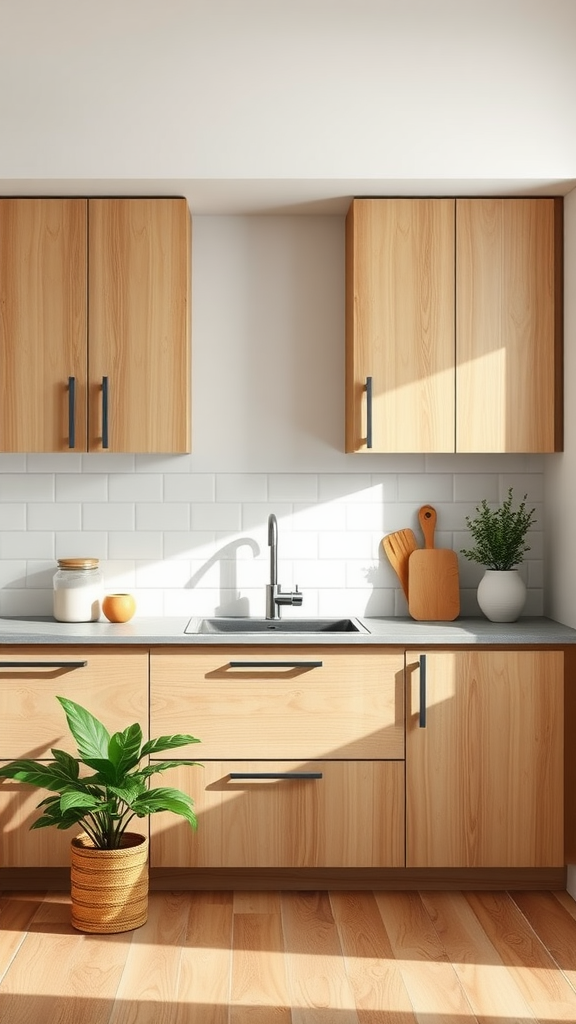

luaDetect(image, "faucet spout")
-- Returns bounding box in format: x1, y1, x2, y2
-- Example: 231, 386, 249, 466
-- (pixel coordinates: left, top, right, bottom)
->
268, 513, 278, 586
265, 513, 303, 619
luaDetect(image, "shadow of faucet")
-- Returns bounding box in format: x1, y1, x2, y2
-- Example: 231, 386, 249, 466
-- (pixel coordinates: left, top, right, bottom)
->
186, 538, 260, 616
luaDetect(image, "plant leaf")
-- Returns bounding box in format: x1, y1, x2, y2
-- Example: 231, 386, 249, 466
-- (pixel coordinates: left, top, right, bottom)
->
0, 760, 76, 792
141, 734, 200, 757
108, 723, 143, 773
56, 697, 110, 760
131, 787, 198, 829
60, 790, 102, 813
50, 749, 80, 779
139, 760, 203, 778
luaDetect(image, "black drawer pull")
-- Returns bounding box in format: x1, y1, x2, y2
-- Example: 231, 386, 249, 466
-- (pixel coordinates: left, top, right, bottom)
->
68, 375, 76, 449
419, 654, 427, 728
228, 661, 323, 669
0, 661, 88, 669
229, 772, 323, 780
366, 375, 373, 448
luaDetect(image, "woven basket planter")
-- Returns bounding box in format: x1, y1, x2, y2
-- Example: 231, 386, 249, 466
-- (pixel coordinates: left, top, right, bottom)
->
70, 832, 149, 934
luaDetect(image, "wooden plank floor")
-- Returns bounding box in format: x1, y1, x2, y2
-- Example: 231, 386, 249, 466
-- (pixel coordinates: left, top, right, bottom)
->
1, 890, 576, 1022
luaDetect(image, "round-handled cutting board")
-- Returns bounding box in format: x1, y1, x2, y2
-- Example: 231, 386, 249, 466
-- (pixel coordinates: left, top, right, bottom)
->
408, 505, 460, 621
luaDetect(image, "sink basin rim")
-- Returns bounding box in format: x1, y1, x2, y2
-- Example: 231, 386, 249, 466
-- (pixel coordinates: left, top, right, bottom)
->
185, 616, 370, 635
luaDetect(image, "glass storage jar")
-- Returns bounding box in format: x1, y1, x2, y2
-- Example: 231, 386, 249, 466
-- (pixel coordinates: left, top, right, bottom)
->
53, 558, 103, 622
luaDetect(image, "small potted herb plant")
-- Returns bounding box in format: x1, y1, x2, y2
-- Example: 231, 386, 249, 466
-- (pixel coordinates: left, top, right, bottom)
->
0, 696, 201, 933
460, 488, 537, 622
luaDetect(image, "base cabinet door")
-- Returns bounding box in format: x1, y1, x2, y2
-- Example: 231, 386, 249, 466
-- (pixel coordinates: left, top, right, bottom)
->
0, 648, 149, 867
150, 760, 405, 869
405, 650, 564, 868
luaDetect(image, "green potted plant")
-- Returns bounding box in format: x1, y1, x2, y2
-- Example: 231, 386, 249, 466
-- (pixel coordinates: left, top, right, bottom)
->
0, 695, 200, 933
460, 488, 537, 622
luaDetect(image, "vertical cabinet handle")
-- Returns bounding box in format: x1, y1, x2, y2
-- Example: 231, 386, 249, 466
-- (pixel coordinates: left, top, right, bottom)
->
419, 654, 427, 728
68, 376, 76, 449
102, 376, 109, 449
365, 376, 373, 449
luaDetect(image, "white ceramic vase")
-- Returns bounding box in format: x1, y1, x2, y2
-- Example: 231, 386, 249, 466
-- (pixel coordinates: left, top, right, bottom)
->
476, 569, 527, 623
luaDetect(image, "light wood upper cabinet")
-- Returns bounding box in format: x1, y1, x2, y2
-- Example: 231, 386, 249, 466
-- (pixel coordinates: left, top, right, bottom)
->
405, 649, 564, 868
346, 197, 563, 453
346, 198, 456, 453
88, 199, 190, 453
0, 197, 191, 454
0, 199, 87, 453
456, 199, 563, 452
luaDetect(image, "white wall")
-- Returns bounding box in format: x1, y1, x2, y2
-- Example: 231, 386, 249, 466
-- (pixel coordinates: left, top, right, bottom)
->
0, 0, 575, 184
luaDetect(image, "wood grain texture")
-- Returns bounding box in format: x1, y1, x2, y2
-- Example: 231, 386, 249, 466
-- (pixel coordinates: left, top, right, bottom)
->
0, 198, 87, 453
150, 760, 405, 869
0, 647, 149, 868
382, 529, 418, 599
150, 646, 405, 760
88, 198, 191, 453
406, 649, 564, 868
456, 197, 563, 453
345, 198, 456, 453
2, 889, 576, 1021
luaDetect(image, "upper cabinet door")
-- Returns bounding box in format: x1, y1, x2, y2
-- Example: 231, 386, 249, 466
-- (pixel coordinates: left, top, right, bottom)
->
0, 199, 87, 453
88, 198, 191, 453
346, 198, 456, 453
456, 198, 563, 453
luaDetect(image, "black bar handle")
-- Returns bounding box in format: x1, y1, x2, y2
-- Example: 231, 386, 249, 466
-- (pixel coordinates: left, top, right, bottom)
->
228, 661, 323, 669
229, 772, 323, 780
0, 661, 88, 669
68, 376, 76, 449
419, 654, 427, 728
366, 376, 373, 449
102, 376, 109, 449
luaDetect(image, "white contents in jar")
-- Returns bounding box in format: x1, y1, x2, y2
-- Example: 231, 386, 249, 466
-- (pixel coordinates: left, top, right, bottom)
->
53, 583, 102, 623
53, 558, 103, 623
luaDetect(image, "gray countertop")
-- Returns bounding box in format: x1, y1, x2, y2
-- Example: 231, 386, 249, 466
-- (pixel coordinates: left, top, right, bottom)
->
1, 615, 576, 646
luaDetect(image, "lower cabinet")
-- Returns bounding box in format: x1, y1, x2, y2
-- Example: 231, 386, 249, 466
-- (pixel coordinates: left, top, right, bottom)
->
0, 647, 149, 868
150, 760, 405, 868
149, 646, 406, 869
405, 649, 564, 868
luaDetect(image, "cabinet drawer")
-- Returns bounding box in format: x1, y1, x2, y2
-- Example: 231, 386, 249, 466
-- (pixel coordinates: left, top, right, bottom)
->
150, 760, 405, 869
0, 648, 149, 757
150, 647, 404, 760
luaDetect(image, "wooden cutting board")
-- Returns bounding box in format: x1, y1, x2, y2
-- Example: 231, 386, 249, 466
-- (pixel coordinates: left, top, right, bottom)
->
382, 529, 418, 598
408, 505, 460, 621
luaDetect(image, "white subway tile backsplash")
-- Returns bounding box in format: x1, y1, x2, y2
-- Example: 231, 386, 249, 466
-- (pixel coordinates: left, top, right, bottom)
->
0, 455, 27, 473
83, 503, 135, 531
216, 474, 268, 502
0, 560, 26, 587
164, 474, 215, 502
56, 532, 108, 560
27, 454, 82, 473
192, 503, 242, 532
453, 475, 499, 503
136, 502, 190, 531
110, 475, 163, 502
56, 474, 109, 502
398, 474, 454, 502
81, 454, 136, 473
28, 503, 81, 531
1, 532, 54, 559
269, 474, 318, 502
0, 463, 547, 619
0, 475, 54, 501
108, 532, 163, 560
0, 504, 26, 530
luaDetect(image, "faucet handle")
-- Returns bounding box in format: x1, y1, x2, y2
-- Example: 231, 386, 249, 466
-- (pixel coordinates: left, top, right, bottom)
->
292, 585, 303, 607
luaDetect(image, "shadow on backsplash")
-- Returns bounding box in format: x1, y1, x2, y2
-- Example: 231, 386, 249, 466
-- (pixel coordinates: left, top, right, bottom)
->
186, 537, 260, 617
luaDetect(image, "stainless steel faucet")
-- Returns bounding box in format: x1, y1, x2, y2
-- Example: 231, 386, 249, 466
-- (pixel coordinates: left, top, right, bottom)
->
265, 513, 303, 619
